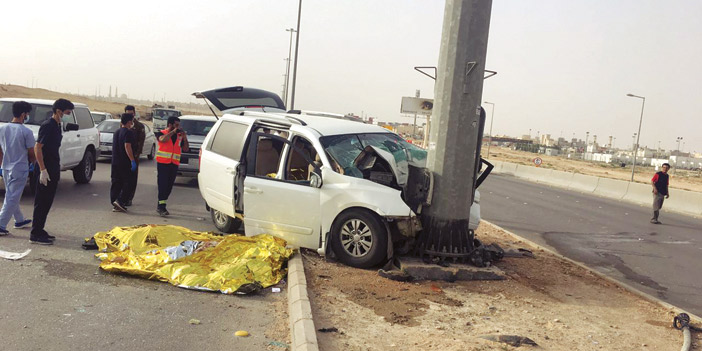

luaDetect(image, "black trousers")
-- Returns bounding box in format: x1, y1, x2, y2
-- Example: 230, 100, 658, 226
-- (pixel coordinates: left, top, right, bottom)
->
110, 164, 132, 205
157, 163, 178, 208
31, 167, 60, 237
124, 159, 139, 202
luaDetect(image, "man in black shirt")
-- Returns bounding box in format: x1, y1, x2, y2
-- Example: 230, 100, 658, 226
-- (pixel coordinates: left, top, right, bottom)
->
31, 98, 73, 245
650, 163, 670, 224
110, 114, 137, 212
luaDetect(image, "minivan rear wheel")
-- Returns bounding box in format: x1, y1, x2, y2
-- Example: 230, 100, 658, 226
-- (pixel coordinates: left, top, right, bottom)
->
147, 144, 155, 160
210, 208, 241, 233
330, 209, 387, 269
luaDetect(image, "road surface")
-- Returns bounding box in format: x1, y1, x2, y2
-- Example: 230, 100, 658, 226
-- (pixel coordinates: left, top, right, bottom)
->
0, 159, 286, 350
481, 174, 702, 316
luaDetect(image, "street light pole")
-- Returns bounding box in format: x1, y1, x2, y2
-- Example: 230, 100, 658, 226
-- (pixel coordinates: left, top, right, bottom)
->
289, 0, 303, 110
626, 93, 645, 182
283, 28, 296, 108
484, 101, 495, 158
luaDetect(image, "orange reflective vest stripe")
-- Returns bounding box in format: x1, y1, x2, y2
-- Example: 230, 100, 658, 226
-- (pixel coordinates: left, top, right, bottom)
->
156, 130, 183, 165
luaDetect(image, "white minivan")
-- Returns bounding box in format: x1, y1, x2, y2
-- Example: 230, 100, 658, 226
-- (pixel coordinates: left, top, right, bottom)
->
197, 87, 482, 268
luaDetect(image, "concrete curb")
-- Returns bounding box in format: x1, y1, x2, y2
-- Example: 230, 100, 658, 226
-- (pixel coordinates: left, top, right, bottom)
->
484, 220, 702, 324
287, 252, 319, 351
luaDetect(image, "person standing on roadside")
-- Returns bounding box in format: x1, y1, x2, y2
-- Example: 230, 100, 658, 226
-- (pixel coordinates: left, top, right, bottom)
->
650, 163, 670, 224
155, 116, 188, 216
110, 113, 137, 212
123, 105, 144, 207
0, 101, 36, 235
31, 98, 74, 245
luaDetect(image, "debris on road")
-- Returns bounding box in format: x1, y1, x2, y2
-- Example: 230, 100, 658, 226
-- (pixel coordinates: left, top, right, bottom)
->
189, 319, 201, 325
0, 248, 31, 260
91, 225, 293, 294
235, 330, 249, 337
318, 327, 339, 333
479, 334, 538, 347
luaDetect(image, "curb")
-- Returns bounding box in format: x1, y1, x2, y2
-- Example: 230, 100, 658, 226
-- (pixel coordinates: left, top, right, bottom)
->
287, 252, 319, 351
484, 220, 702, 324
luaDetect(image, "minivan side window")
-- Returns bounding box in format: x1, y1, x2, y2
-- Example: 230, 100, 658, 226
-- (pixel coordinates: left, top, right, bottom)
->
285, 136, 319, 181
74, 107, 94, 129
209, 121, 248, 160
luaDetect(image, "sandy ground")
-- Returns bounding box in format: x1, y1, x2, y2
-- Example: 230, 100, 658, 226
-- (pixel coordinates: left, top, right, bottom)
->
304, 222, 698, 350
0, 84, 208, 117
486, 146, 702, 192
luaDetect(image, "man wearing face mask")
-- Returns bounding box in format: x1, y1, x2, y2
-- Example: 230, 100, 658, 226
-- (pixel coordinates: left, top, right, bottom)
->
0, 101, 36, 236
30, 98, 73, 245
122, 105, 145, 207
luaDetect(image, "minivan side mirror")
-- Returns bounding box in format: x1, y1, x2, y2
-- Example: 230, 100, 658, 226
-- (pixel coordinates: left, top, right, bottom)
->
310, 171, 323, 188
65, 123, 79, 132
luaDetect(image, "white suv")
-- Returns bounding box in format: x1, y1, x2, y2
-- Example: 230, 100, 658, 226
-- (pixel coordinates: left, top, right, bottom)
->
197, 87, 482, 268
0, 98, 99, 188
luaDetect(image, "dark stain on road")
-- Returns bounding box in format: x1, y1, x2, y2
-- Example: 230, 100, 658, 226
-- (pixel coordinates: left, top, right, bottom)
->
540, 231, 669, 299
36, 258, 151, 288
599, 253, 668, 299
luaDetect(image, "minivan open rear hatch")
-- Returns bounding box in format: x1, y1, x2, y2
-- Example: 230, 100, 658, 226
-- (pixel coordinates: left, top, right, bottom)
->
192, 86, 286, 114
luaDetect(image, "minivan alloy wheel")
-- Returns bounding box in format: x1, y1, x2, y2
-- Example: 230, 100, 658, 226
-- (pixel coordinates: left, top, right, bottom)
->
340, 219, 373, 257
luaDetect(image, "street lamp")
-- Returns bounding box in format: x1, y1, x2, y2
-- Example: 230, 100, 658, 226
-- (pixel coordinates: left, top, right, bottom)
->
283, 28, 297, 107
675, 136, 683, 174
483, 101, 495, 159
626, 93, 646, 181
289, 0, 303, 110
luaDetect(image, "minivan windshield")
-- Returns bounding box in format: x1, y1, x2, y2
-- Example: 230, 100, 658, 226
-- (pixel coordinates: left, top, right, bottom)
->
97, 121, 121, 133
180, 119, 215, 136
320, 133, 427, 176
0, 101, 55, 126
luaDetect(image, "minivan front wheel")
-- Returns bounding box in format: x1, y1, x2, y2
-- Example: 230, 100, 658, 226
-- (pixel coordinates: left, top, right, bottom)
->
210, 208, 241, 233
330, 209, 387, 269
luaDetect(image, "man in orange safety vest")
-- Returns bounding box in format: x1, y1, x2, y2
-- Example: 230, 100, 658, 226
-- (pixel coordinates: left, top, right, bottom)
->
155, 116, 189, 216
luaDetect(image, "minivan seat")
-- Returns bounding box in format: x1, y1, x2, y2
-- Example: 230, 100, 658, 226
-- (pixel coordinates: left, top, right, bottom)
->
256, 139, 280, 176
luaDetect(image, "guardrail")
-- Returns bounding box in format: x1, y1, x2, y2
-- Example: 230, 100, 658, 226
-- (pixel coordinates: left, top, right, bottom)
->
489, 161, 702, 217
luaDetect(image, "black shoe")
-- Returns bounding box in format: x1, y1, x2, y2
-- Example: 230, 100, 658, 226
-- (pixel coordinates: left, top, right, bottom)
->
47, 234, 56, 241
157, 208, 169, 217
112, 201, 127, 212
30, 236, 53, 245
0, 228, 9, 236
124, 200, 133, 207
82, 237, 98, 250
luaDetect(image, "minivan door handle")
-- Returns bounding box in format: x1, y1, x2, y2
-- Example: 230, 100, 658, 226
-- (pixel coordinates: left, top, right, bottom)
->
244, 187, 263, 194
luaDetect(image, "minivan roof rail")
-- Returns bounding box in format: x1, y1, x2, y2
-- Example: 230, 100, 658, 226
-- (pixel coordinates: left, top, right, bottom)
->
238, 111, 306, 126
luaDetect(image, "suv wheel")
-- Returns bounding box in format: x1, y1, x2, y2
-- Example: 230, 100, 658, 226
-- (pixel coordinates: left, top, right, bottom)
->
210, 208, 241, 233
330, 209, 388, 268
147, 144, 155, 160
73, 150, 94, 184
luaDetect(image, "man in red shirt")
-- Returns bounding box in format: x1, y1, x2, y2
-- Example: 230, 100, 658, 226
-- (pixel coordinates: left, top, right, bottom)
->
650, 163, 670, 224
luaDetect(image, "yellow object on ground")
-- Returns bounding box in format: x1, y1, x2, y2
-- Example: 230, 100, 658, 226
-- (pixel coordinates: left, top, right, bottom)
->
93, 225, 293, 294
235, 330, 249, 337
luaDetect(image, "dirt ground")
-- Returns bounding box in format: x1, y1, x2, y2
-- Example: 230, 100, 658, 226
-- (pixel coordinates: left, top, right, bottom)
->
486, 146, 702, 193
0, 84, 208, 117
304, 222, 698, 350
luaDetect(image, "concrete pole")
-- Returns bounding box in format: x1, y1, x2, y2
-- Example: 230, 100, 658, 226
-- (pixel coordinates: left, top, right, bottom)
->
289, 0, 303, 110
284, 28, 296, 108
419, 0, 492, 258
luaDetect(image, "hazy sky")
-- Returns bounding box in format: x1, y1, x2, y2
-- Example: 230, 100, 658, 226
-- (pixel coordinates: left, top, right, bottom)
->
2, 0, 700, 152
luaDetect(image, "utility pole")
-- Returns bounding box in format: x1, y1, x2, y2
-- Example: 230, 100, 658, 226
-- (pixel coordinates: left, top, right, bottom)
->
283, 28, 296, 107
289, 0, 303, 110
484, 101, 495, 158
418, 0, 492, 261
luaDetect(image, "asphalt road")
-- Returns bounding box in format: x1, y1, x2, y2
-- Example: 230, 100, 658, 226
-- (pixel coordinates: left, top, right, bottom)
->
480, 174, 702, 316
0, 159, 286, 351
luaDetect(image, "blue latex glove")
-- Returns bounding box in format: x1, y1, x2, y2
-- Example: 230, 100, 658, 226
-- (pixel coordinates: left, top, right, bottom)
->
0, 169, 3, 177
29, 163, 35, 172
131, 160, 137, 172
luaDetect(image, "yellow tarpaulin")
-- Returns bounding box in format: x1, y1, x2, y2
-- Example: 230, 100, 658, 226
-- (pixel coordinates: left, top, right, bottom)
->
92, 225, 293, 294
